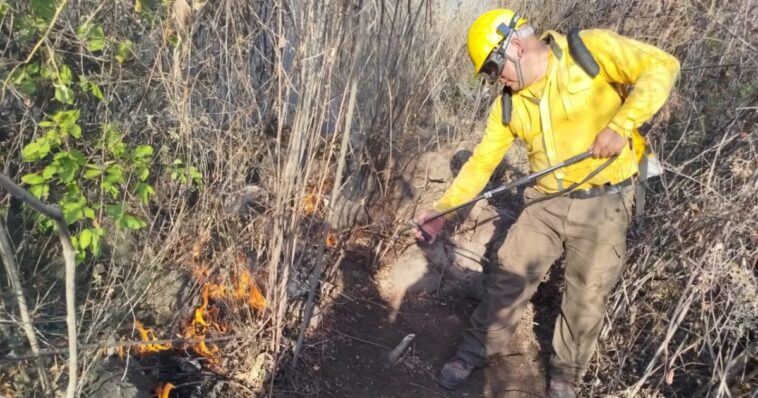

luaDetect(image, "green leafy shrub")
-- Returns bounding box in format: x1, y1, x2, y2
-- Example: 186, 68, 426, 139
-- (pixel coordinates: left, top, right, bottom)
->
21, 111, 155, 263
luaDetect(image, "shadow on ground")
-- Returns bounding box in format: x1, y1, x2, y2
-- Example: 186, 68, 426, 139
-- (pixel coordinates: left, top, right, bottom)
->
283, 156, 568, 398
307, 248, 553, 398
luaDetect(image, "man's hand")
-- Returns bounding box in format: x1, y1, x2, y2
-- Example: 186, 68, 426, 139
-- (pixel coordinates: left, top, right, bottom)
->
413, 209, 446, 243
590, 127, 627, 158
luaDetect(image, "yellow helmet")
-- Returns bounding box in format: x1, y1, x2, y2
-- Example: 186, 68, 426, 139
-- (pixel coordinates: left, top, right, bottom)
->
467, 9, 528, 75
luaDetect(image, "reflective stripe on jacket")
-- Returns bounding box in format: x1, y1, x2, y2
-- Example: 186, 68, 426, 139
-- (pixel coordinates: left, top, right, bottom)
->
434, 29, 679, 213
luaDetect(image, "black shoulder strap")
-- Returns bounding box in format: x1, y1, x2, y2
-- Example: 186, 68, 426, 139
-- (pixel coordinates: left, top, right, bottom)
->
567, 29, 600, 77
501, 87, 512, 125
500, 29, 600, 126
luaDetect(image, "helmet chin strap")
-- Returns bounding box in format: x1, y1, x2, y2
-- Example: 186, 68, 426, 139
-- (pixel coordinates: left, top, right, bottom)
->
514, 57, 526, 89
504, 53, 526, 89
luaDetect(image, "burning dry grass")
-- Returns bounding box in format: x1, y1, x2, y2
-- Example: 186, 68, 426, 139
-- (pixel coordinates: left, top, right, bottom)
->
184, 285, 224, 360
182, 267, 266, 364
1, 0, 753, 396
1, 0, 449, 395
155, 382, 175, 398
133, 321, 172, 355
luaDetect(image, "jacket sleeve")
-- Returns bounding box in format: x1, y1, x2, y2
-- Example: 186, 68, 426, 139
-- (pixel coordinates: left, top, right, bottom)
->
433, 98, 515, 214
583, 29, 680, 138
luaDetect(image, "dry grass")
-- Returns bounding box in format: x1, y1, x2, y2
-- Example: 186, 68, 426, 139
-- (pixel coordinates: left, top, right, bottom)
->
0, 0, 755, 396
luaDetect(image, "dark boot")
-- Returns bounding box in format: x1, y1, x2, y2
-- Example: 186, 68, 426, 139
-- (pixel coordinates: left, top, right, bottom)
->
546, 377, 577, 398
438, 357, 475, 390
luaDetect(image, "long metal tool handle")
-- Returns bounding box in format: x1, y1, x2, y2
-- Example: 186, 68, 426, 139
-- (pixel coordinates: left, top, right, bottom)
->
403, 150, 593, 235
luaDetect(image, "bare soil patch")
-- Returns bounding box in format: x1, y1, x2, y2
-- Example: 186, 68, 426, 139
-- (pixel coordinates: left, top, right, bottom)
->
295, 250, 548, 398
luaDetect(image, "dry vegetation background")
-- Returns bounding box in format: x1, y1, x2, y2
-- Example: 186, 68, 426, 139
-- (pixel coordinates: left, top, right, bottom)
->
0, 0, 755, 397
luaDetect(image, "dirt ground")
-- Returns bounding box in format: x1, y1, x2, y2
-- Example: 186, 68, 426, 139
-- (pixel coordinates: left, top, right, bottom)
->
298, 250, 559, 398
283, 137, 556, 397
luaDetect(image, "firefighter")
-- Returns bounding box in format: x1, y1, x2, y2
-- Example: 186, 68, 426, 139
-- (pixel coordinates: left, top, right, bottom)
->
412, 9, 679, 397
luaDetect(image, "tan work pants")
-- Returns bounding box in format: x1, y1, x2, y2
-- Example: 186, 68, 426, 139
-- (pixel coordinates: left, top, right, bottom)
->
455, 185, 634, 382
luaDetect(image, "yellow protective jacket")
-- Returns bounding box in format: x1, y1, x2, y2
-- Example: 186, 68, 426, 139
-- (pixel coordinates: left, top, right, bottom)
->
434, 29, 680, 213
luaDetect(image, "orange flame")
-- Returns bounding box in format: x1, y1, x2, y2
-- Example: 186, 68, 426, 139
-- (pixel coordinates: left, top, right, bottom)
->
326, 231, 338, 249
155, 382, 175, 398
234, 270, 267, 311
182, 248, 267, 365
302, 192, 321, 216
183, 285, 224, 361
134, 321, 172, 355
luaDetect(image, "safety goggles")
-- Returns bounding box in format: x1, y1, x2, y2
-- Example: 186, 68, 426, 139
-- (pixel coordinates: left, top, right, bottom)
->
479, 49, 507, 84
478, 19, 520, 84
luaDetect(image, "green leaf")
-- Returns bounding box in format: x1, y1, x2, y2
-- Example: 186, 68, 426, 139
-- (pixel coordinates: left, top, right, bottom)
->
90, 228, 103, 256
22, 139, 51, 161
31, 0, 55, 20
26, 63, 40, 75
83, 207, 95, 219
115, 39, 134, 64
137, 164, 150, 181
40, 62, 54, 80
63, 209, 83, 225
57, 158, 77, 183
35, 217, 54, 232
91, 240, 100, 257
65, 183, 82, 196
53, 153, 84, 183
120, 214, 146, 230
133, 145, 154, 160
39, 120, 54, 128
15, 78, 38, 95
28, 184, 49, 199
21, 173, 46, 185
90, 83, 104, 100
104, 183, 120, 199
167, 34, 179, 49
42, 164, 58, 179
103, 124, 126, 157
77, 23, 106, 52
106, 204, 123, 218
50, 110, 82, 138
58, 64, 73, 84
16, 16, 46, 43
53, 109, 80, 125
54, 84, 74, 104
69, 124, 82, 139
83, 165, 103, 179
69, 150, 86, 165
44, 129, 60, 145
171, 170, 186, 183
79, 228, 93, 250
105, 164, 125, 184
135, 183, 155, 205
113, 142, 126, 157
62, 198, 85, 224
11, 67, 38, 95
190, 167, 204, 186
